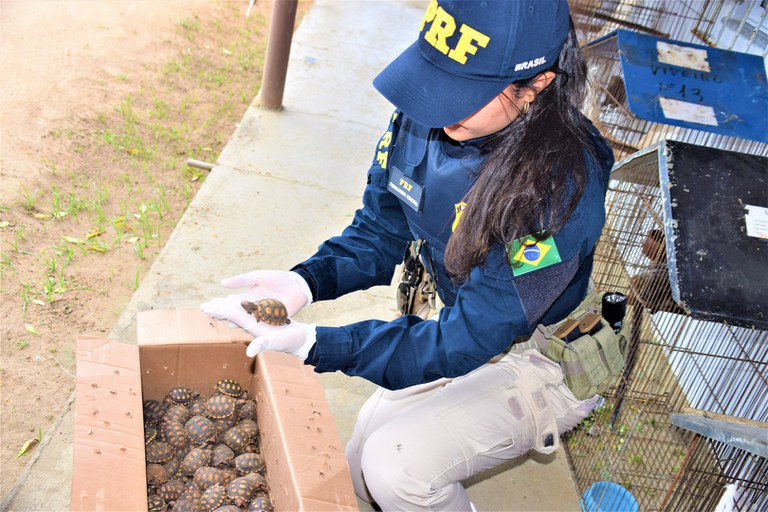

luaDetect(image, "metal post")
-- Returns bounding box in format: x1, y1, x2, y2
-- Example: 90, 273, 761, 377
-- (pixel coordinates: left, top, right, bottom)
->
259, 0, 298, 110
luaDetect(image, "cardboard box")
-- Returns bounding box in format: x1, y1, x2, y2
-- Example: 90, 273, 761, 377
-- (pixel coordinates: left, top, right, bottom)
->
71, 309, 358, 511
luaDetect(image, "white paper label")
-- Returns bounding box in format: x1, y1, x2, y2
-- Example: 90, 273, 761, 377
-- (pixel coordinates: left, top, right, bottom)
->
745, 205, 768, 239
659, 97, 718, 126
657, 41, 711, 72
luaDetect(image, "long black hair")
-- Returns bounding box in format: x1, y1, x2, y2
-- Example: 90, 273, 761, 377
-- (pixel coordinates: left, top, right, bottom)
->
444, 19, 594, 281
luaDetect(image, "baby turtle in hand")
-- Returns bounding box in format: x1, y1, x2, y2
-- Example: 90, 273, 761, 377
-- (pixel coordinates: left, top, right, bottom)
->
206, 394, 236, 419
198, 483, 226, 512
216, 379, 244, 398
241, 299, 290, 326
248, 494, 274, 512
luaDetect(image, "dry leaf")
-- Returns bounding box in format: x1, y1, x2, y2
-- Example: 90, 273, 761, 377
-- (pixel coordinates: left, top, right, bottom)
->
127, 236, 139, 244
0, 221, 10, 228
63, 236, 85, 244
16, 438, 39, 458
86, 228, 104, 239
33, 213, 52, 219
24, 323, 40, 335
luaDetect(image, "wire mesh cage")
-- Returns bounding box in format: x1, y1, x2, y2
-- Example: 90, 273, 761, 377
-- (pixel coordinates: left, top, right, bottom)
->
564, 140, 768, 511
573, 0, 768, 162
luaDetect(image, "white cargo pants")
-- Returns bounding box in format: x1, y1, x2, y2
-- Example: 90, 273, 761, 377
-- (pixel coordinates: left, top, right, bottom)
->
345, 348, 600, 511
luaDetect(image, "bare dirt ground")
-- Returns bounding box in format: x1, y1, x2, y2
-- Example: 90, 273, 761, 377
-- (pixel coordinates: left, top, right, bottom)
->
0, 0, 310, 495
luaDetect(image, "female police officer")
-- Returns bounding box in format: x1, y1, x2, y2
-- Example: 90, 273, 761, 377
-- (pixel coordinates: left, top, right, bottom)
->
201, 0, 615, 510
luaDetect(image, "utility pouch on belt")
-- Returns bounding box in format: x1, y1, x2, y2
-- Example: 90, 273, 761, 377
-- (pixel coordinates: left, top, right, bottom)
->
396, 239, 439, 320
532, 289, 630, 401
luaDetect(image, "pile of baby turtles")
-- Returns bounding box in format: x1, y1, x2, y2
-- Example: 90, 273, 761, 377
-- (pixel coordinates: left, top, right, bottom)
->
143, 379, 273, 512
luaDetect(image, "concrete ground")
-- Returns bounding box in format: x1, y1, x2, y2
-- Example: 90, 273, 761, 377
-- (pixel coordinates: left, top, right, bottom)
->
4, 1, 582, 510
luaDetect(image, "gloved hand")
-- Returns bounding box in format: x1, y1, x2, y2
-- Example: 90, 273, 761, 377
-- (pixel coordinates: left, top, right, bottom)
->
246, 319, 317, 360
219, 270, 313, 317
199, 293, 317, 360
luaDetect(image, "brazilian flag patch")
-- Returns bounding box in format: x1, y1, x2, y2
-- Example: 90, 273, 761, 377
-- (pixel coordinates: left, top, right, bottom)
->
506, 234, 562, 276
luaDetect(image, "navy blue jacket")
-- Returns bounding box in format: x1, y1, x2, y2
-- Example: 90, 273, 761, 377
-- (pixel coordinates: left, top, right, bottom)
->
292, 110, 614, 390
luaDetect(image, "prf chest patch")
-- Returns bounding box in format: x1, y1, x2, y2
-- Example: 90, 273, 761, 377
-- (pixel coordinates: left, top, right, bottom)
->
506, 234, 562, 276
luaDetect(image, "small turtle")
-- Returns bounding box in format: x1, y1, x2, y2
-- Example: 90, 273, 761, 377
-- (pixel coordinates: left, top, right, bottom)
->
167, 387, 197, 405
147, 495, 167, 512
163, 420, 190, 449
182, 447, 212, 475
144, 399, 169, 424
214, 506, 244, 512
223, 426, 252, 453
243, 472, 268, 493
172, 500, 197, 512
227, 476, 258, 507
216, 379, 244, 398
194, 467, 230, 491
145, 425, 158, 445
146, 463, 170, 486
189, 398, 207, 417
237, 401, 257, 421
248, 494, 273, 512
240, 299, 290, 326
198, 483, 226, 512
146, 440, 175, 464
237, 419, 258, 439
212, 444, 235, 467
163, 452, 184, 478
186, 415, 216, 444
206, 394, 237, 419
157, 479, 186, 502
212, 414, 238, 435
178, 482, 203, 507
164, 404, 192, 424
234, 453, 265, 475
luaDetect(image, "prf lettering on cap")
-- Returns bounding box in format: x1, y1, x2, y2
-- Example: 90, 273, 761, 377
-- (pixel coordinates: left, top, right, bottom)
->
420, 0, 490, 65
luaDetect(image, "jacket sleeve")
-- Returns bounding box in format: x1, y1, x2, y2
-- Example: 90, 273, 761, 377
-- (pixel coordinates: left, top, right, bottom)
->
304, 216, 592, 390
290, 110, 413, 301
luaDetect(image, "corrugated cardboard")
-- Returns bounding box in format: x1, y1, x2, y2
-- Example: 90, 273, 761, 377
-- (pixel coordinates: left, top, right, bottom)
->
71, 309, 358, 511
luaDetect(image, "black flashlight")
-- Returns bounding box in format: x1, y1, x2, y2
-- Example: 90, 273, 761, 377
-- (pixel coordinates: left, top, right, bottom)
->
602, 292, 627, 333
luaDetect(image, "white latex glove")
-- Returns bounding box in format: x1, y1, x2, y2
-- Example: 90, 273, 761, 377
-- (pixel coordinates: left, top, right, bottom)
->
246, 320, 317, 360
220, 270, 312, 317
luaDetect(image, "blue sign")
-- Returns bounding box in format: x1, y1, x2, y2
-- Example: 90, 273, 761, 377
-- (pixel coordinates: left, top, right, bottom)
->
589, 30, 768, 143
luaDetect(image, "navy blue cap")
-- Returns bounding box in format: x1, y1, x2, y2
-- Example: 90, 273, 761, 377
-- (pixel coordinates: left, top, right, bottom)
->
373, 0, 571, 128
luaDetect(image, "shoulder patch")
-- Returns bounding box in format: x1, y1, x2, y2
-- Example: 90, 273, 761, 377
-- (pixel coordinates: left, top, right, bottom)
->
375, 110, 399, 170
505, 234, 562, 276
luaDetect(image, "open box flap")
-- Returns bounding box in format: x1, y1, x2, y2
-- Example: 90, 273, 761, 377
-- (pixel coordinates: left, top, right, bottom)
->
71, 336, 146, 512
137, 309, 251, 346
